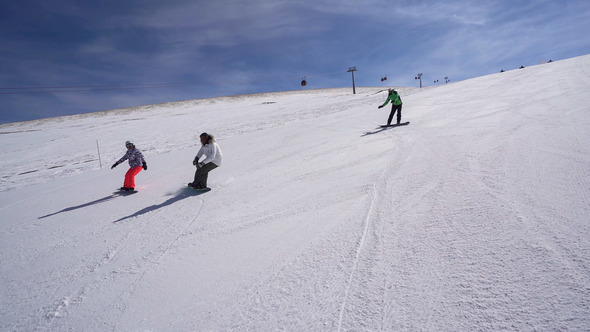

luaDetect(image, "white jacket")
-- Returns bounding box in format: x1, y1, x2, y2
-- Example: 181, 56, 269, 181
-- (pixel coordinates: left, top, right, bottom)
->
195, 142, 223, 166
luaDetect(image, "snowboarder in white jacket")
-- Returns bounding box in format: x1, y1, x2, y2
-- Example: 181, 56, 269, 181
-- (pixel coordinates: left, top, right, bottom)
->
189, 133, 223, 190
111, 141, 147, 191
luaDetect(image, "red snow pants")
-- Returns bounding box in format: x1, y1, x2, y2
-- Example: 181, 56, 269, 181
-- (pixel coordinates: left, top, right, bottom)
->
124, 166, 142, 188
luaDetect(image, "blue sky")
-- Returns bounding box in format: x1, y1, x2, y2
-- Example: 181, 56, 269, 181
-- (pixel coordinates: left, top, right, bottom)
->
1, 0, 589, 124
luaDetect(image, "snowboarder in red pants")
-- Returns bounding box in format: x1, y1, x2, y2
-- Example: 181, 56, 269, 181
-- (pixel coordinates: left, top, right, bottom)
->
111, 141, 147, 191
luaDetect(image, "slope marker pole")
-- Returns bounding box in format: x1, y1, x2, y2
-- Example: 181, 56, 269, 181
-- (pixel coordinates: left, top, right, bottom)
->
96, 140, 103, 169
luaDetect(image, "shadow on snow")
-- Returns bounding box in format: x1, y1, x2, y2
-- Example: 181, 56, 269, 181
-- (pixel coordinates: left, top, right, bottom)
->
362, 123, 410, 137
38, 191, 134, 219
113, 188, 207, 223
361, 126, 393, 137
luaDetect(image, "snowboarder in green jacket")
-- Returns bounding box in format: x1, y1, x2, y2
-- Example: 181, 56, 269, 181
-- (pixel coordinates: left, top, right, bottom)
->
378, 89, 403, 125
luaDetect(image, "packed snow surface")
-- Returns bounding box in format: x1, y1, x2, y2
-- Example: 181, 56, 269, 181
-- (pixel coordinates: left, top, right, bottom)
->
1, 55, 589, 331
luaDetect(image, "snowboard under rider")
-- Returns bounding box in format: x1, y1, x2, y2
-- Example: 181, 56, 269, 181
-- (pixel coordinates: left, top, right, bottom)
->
111, 141, 147, 191
189, 133, 223, 190
378, 88, 403, 125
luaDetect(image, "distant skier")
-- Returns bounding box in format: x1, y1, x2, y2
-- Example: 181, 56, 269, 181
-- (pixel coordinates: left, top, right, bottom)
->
188, 133, 223, 190
111, 141, 147, 191
378, 88, 403, 125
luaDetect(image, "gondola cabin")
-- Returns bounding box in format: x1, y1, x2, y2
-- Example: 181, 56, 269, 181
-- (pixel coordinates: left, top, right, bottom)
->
301, 76, 307, 87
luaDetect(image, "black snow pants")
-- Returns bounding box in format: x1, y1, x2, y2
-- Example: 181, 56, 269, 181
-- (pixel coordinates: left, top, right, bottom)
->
388, 104, 402, 125
193, 162, 218, 188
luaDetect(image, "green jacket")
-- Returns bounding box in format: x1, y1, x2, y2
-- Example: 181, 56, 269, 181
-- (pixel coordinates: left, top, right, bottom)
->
381, 92, 402, 107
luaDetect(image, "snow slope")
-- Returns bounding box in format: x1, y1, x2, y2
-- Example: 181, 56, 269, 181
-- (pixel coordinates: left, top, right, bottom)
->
1, 55, 589, 331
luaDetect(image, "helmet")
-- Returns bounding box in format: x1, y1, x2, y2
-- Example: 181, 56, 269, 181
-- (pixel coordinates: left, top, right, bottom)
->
125, 141, 134, 147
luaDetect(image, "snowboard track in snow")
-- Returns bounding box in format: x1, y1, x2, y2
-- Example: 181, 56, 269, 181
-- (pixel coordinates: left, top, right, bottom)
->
107, 197, 207, 321
337, 163, 389, 331
31, 193, 208, 330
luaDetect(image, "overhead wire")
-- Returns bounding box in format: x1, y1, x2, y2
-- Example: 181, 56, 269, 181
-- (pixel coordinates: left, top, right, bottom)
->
0, 69, 351, 95
0, 82, 213, 95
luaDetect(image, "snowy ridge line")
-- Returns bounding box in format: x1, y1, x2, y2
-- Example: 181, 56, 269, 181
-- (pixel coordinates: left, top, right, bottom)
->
0, 87, 369, 128
337, 164, 388, 331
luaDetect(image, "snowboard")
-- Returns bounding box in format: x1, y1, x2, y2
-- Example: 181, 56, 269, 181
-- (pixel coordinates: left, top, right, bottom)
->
187, 183, 211, 192
380, 121, 410, 128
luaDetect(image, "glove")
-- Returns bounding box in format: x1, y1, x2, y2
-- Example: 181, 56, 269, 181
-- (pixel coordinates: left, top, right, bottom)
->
378, 105, 383, 109
193, 158, 198, 166
142, 162, 147, 170
111, 162, 119, 169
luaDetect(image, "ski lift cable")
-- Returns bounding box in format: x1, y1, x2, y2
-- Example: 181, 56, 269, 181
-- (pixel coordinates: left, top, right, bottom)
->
0, 84, 203, 95
0, 69, 348, 95
303, 71, 345, 78
0, 81, 247, 95
0, 82, 186, 90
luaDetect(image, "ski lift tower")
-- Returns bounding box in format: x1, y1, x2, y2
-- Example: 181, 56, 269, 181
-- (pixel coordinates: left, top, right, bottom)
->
347, 66, 358, 94
415, 73, 423, 88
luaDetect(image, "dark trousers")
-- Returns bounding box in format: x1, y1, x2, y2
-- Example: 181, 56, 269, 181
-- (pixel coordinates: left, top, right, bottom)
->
388, 104, 402, 125
193, 162, 218, 188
